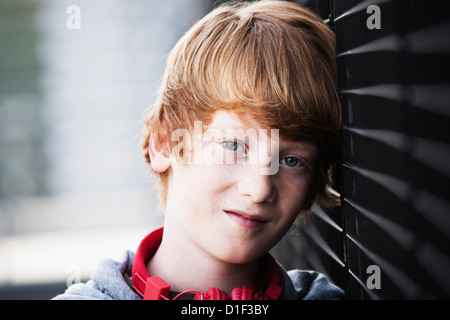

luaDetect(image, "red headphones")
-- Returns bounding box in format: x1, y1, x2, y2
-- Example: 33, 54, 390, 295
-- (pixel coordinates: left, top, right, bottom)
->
132, 227, 283, 300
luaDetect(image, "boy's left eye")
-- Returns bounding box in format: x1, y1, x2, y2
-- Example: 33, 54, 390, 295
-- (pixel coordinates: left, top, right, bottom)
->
281, 156, 303, 168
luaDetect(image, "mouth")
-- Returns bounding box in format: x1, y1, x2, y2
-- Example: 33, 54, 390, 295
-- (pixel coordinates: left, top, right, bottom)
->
223, 210, 268, 229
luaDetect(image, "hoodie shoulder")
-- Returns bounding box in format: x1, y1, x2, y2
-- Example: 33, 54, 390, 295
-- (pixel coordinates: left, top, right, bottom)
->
53, 252, 344, 300
280, 265, 345, 300
52, 251, 141, 300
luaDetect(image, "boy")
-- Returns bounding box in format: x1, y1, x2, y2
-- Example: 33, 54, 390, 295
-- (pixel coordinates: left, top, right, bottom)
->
54, 0, 344, 300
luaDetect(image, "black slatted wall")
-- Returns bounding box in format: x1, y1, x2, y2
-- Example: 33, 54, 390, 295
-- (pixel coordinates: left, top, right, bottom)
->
272, 0, 450, 299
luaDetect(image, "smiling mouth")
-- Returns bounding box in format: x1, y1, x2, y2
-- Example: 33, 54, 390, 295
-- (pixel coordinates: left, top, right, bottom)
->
223, 210, 268, 229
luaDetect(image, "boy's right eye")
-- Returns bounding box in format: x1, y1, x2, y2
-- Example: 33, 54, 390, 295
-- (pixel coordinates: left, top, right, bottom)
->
223, 140, 246, 153
223, 141, 239, 151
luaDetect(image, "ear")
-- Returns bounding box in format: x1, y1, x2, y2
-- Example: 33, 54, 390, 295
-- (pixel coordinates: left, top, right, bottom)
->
148, 135, 171, 173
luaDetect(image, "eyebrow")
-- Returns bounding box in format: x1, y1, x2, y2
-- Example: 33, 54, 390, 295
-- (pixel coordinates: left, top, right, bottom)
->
204, 125, 261, 137
206, 123, 252, 131
278, 140, 318, 158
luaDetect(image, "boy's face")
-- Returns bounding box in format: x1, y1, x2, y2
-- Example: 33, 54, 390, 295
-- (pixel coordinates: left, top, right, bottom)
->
163, 110, 318, 264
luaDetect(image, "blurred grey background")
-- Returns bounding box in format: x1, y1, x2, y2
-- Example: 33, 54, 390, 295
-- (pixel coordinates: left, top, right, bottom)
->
4, 0, 448, 301
0, 0, 213, 299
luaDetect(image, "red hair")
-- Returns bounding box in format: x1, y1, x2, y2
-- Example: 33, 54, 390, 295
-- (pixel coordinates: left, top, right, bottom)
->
141, 0, 341, 210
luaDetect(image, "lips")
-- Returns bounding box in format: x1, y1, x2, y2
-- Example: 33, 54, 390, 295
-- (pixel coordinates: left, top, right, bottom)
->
223, 210, 268, 229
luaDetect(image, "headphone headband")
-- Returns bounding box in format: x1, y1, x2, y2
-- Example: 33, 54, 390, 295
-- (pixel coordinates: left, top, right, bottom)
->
131, 227, 283, 300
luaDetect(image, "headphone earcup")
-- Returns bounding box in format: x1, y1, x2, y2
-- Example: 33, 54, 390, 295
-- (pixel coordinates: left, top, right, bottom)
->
195, 287, 229, 300
209, 287, 229, 300
231, 286, 253, 300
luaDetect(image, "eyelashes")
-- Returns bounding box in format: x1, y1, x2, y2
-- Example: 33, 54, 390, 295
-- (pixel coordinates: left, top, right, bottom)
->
221, 139, 309, 170
222, 140, 245, 152
280, 157, 303, 168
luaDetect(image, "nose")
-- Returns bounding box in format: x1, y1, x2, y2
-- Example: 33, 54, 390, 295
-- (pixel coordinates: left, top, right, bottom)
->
236, 165, 277, 203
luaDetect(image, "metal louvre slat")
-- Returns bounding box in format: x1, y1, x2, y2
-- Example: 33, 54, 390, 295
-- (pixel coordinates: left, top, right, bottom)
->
280, 0, 450, 299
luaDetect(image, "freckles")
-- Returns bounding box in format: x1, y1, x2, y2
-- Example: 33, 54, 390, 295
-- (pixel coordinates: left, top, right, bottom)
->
217, 168, 234, 184
223, 165, 235, 176
279, 180, 309, 204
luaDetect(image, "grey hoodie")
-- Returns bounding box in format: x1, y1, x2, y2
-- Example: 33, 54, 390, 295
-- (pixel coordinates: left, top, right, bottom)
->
53, 250, 344, 300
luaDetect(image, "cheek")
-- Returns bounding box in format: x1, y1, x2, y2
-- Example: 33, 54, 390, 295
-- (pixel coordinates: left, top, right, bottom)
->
277, 177, 313, 216
173, 164, 235, 202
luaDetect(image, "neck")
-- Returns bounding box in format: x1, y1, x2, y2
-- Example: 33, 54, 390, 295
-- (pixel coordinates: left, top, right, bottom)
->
147, 224, 262, 295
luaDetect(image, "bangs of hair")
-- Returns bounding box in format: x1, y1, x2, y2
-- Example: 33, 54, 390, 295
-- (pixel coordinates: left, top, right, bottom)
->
142, 0, 342, 209
155, 0, 340, 145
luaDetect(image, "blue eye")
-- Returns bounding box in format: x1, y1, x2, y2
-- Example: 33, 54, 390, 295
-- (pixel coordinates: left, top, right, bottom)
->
223, 141, 239, 151
282, 157, 301, 167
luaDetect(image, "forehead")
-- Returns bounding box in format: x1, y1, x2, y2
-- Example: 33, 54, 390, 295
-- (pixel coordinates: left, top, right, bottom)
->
207, 110, 258, 131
